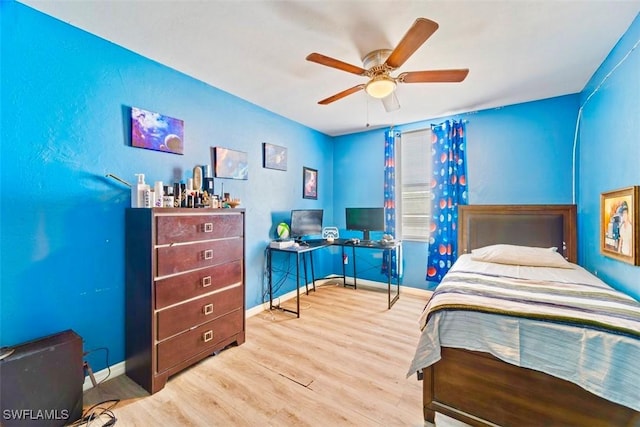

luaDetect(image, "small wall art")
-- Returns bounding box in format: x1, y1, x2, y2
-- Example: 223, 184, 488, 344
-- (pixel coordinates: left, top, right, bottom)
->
303, 166, 318, 200
131, 107, 184, 155
600, 185, 639, 265
263, 143, 287, 171
213, 147, 248, 180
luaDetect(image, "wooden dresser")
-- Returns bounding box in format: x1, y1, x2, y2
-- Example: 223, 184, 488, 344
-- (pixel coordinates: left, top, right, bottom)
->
125, 208, 245, 394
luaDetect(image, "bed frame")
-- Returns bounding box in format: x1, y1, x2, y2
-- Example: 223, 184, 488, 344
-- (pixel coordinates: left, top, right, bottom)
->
422, 204, 640, 427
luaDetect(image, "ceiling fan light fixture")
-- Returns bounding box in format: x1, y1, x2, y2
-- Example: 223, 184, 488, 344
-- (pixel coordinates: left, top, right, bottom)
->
365, 75, 396, 99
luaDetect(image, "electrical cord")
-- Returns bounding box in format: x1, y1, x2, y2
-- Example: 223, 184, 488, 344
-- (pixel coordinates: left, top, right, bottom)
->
262, 247, 295, 302
68, 399, 119, 427
83, 347, 111, 386
570, 35, 640, 204
263, 246, 320, 315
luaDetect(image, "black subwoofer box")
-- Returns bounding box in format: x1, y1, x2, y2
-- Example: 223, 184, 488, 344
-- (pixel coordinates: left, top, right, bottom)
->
0, 329, 83, 426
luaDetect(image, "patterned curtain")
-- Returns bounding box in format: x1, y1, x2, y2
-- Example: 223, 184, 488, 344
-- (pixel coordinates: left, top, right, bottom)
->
382, 128, 402, 278
426, 120, 468, 283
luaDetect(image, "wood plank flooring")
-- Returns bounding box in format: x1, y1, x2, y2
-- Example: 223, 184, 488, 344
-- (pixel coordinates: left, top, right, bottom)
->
84, 284, 431, 426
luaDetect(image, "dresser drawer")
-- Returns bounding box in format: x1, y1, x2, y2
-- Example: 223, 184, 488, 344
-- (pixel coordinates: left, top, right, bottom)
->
156, 214, 243, 245
156, 285, 243, 341
156, 309, 243, 373
156, 238, 243, 277
155, 260, 242, 309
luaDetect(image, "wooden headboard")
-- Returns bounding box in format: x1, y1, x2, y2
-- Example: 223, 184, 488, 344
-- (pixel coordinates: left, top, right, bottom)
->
458, 204, 577, 262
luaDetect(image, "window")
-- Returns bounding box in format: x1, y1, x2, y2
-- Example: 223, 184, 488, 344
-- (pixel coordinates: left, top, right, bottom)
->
397, 129, 432, 241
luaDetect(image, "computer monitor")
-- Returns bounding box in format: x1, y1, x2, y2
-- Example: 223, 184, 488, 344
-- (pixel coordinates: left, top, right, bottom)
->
345, 207, 385, 241
290, 209, 323, 240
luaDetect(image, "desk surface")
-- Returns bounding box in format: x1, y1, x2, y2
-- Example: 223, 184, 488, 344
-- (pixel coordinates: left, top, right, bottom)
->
269, 238, 401, 253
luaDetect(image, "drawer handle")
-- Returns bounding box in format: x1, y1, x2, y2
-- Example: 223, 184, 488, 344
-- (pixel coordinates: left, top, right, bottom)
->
203, 223, 214, 233
203, 249, 213, 260
201, 276, 212, 287
203, 330, 214, 343
203, 303, 214, 315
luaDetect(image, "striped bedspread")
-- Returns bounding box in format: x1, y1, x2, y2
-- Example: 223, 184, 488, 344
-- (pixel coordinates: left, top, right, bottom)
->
408, 255, 640, 412
418, 269, 640, 340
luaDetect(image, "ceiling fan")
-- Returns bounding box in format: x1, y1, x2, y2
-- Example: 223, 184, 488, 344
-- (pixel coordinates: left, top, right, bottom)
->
306, 18, 469, 112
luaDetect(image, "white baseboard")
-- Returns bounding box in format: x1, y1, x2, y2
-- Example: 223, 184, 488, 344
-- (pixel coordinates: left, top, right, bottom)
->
246, 275, 432, 318
307, 274, 433, 298
86, 277, 431, 391
245, 278, 338, 318
83, 360, 126, 391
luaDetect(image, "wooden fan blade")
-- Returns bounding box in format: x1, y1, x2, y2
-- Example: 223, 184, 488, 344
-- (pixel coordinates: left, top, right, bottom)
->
318, 85, 365, 105
398, 69, 469, 83
306, 53, 367, 76
385, 18, 439, 69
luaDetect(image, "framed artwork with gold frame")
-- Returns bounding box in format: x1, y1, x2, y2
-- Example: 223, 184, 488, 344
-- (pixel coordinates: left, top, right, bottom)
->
600, 186, 639, 265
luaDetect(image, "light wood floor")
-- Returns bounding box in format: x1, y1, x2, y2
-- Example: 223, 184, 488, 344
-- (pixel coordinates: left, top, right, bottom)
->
84, 284, 431, 426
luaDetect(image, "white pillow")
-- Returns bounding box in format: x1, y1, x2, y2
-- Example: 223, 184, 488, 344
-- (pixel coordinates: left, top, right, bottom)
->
470, 244, 574, 269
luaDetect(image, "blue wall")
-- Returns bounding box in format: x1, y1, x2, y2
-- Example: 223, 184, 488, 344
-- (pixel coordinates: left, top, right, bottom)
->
2, 1, 637, 376
577, 13, 640, 301
333, 95, 578, 288
0, 2, 334, 370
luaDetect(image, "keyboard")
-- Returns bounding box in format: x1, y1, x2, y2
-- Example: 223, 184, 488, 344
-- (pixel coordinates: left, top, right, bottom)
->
302, 239, 327, 245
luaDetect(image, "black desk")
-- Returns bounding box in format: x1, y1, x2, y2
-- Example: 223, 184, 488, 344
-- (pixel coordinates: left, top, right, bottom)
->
267, 239, 401, 317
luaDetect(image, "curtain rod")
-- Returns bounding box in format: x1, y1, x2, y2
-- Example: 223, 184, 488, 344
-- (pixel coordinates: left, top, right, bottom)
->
397, 119, 469, 135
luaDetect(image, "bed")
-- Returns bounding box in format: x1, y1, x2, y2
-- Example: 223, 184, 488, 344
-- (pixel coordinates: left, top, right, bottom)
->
408, 204, 640, 427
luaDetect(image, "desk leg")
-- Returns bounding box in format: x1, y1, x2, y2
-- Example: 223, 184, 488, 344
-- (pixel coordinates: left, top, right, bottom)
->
303, 253, 309, 295
296, 252, 300, 318
388, 247, 400, 309
387, 248, 391, 308
309, 251, 316, 292
341, 246, 347, 287
268, 248, 303, 317
268, 249, 273, 310
389, 274, 400, 308
352, 246, 357, 289
387, 255, 391, 308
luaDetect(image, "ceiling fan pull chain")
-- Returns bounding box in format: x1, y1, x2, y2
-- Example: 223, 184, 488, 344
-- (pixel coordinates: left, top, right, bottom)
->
366, 94, 370, 128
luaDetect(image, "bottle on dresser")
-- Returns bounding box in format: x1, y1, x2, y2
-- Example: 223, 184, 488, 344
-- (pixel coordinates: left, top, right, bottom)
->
131, 173, 150, 208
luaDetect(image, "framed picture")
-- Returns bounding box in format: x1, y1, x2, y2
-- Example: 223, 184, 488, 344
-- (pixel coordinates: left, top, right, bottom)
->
131, 107, 184, 155
303, 167, 317, 200
213, 147, 248, 180
263, 143, 287, 171
600, 186, 639, 265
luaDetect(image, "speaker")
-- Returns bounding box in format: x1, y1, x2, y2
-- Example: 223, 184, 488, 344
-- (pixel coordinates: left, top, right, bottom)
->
0, 330, 83, 426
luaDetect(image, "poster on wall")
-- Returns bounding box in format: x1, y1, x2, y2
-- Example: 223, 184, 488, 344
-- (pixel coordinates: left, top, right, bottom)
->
600, 186, 639, 265
213, 147, 248, 180
263, 143, 287, 171
303, 166, 317, 199
131, 107, 184, 154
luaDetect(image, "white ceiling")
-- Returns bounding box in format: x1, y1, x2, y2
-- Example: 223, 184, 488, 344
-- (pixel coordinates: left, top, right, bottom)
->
18, 1, 640, 136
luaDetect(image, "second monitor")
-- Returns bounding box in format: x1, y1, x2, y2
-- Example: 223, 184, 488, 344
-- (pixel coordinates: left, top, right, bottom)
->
346, 207, 385, 242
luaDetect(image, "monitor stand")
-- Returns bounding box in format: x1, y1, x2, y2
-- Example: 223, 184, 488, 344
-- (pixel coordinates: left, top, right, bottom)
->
293, 238, 309, 246
362, 230, 371, 242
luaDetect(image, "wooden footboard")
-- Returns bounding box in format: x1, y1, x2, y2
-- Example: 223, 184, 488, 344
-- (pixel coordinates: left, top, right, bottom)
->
423, 347, 640, 427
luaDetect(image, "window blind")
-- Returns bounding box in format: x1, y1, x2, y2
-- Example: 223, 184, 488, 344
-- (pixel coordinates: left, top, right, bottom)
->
398, 129, 432, 241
